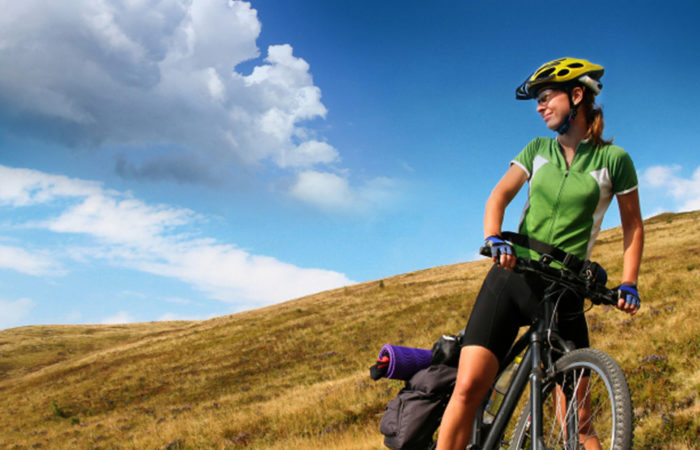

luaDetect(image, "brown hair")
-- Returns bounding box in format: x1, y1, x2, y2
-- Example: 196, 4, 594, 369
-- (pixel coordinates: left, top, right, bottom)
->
581, 89, 613, 147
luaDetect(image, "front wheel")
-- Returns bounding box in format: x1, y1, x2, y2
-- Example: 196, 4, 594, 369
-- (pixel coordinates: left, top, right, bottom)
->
509, 348, 633, 449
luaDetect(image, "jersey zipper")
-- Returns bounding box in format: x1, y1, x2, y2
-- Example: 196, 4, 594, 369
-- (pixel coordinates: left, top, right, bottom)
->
546, 169, 568, 242
547, 142, 581, 242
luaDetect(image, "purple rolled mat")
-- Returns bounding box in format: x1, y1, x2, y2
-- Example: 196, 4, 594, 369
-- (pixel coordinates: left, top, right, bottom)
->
379, 344, 432, 380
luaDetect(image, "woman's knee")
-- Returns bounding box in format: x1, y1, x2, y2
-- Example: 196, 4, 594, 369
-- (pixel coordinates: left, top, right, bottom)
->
451, 346, 499, 403
452, 374, 492, 405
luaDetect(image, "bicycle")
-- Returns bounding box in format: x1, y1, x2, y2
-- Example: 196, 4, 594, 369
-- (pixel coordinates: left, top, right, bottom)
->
438, 232, 634, 449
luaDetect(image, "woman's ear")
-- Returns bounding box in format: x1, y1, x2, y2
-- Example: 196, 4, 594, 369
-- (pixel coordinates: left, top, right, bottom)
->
571, 86, 585, 106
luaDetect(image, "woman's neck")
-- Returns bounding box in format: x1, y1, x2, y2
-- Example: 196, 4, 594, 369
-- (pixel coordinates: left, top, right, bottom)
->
557, 115, 588, 152
556, 114, 588, 167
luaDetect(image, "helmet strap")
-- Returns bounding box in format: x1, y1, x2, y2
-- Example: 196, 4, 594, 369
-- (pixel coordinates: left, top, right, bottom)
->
555, 89, 581, 135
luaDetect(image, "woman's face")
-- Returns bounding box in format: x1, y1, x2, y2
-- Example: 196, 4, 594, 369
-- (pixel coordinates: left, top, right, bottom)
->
535, 88, 570, 131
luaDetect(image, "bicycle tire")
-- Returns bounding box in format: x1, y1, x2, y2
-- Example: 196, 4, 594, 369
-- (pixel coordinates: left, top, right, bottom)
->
508, 348, 633, 449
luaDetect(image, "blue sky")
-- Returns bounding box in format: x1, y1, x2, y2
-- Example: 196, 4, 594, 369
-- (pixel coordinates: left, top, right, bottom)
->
1, 0, 699, 329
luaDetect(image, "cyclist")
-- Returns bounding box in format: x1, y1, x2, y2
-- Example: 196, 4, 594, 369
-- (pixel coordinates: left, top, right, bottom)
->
436, 57, 644, 450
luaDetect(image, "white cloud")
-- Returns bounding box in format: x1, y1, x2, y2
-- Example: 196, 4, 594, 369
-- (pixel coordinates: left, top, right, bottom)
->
0, 165, 102, 206
641, 165, 700, 212
0, 165, 354, 306
101, 311, 136, 325
0, 1, 333, 179
276, 140, 340, 168
0, 244, 62, 276
135, 241, 352, 302
0, 0, 400, 213
289, 170, 398, 213
0, 297, 34, 330
47, 193, 193, 247
289, 171, 354, 211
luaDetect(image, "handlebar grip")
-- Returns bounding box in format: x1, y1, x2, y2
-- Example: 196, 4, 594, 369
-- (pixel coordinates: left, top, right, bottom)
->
590, 287, 619, 306
603, 289, 620, 306
478, 240, 619, 307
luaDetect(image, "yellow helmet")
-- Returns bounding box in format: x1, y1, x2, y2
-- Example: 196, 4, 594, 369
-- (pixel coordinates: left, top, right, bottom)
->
515, 57, 604, 100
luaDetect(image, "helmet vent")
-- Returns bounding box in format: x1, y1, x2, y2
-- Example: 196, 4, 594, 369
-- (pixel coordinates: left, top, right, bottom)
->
535, 68, 556, 80
516, 57, 604, 100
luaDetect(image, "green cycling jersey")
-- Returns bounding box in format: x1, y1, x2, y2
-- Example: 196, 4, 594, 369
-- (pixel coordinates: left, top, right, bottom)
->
512, 137, 638, 260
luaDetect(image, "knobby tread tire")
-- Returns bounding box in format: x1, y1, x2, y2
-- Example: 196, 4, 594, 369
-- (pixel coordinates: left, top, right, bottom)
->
509, 348, 633, 450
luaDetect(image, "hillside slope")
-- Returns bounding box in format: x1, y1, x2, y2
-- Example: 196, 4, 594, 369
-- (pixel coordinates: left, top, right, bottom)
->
1, 211, 698, 449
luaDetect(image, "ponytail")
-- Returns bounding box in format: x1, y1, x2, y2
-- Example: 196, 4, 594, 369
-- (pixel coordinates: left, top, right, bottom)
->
582, 89, 613, 147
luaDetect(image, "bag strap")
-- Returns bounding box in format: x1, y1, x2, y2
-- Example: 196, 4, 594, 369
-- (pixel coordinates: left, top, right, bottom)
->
501, 231, 583, 272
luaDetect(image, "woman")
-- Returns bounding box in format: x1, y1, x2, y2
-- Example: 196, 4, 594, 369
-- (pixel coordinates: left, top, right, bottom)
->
436, 57, 644, 450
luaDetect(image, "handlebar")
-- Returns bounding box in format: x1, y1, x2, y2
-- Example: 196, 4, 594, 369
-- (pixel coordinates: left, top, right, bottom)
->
479, 246, 619, 306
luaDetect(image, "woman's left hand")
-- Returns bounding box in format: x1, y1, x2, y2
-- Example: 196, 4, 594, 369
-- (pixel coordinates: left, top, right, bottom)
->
616, 283, 640, 315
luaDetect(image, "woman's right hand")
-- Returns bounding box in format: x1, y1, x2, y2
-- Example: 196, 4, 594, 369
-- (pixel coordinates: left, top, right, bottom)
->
484, 236, 517, 270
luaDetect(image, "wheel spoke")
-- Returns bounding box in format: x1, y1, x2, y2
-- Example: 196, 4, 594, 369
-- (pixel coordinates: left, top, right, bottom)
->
507, 349, 633, 450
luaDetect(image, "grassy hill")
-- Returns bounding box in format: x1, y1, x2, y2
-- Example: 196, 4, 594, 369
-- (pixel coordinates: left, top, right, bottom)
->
1, 211, 698, 449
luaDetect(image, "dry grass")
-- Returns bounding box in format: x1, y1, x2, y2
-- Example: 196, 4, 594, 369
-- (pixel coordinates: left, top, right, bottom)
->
0, 211, 698, 449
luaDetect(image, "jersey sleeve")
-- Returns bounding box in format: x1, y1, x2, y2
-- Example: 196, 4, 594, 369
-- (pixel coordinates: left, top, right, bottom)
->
606, 145, 638, 195
511, 138, 544, 179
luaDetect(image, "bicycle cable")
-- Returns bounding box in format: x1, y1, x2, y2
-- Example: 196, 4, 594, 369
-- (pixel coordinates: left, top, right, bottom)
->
545, 284, 589, 352
546, 287, 566, 349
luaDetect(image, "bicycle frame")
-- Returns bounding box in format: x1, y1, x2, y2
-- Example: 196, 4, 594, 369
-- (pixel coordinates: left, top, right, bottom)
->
457, 237, 622, 449
469, 285, 576, 450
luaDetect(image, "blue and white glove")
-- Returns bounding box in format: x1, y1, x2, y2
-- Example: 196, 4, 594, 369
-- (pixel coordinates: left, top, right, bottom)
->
484, 235, 514, 262
616, 282, 641, 308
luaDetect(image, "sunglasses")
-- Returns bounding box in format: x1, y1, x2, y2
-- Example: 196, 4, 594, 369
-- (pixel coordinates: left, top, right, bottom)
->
535, 89, 564, 106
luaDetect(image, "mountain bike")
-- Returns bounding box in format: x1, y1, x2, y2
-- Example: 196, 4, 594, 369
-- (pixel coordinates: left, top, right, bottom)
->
439, 233, 634, 449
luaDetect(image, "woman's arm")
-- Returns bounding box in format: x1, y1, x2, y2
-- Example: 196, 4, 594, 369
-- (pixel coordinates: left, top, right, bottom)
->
483, 164, 528, 269
616, 189, 644, 314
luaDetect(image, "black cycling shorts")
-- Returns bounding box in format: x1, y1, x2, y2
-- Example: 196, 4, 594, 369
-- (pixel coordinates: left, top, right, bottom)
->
461, 264, 589, 365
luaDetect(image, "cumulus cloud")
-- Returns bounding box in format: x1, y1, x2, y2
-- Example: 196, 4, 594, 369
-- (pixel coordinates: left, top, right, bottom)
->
0, 165, 354, 305
0, 0, 401, 213
0, 1, 338, 182
135, 240, 352, 302
289, 171, 354, 211
0, 244, 62, 276
0, 165, 102, 206
0, 297, 34, 329
46, 192, 193, 247
289, 170, 398, 213
641, 164, 700, 212
275, 140, 340, 168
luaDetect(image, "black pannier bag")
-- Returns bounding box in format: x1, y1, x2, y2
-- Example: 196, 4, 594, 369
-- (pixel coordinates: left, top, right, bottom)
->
379, 364, 457, 449
430, 330, 464, 367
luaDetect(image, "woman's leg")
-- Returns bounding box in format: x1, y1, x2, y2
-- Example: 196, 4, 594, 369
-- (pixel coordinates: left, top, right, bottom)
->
436, 345, 499, 450
438, 265, 533, 449
553, 378, 602, 450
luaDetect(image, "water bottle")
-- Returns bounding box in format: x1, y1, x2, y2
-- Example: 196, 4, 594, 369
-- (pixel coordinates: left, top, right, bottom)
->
483, 356, 522, 424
